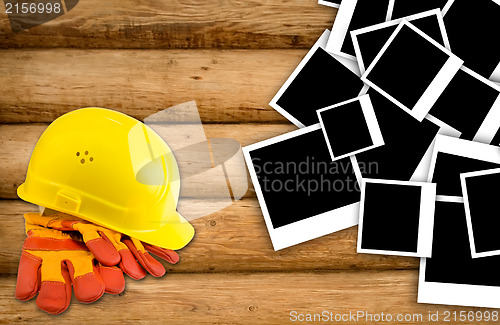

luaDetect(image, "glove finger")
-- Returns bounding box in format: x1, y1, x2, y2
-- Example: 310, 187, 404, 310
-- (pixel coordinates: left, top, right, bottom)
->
15, 251, 42, 301
118, 248, 147, 280
143, 243, 180, 264
36, 263, 72, 315
85, 232, 121, 267
73, 224, 121, 267
98, 265, 125, 294
65, 258, 105, 303
122, 238, 165, 278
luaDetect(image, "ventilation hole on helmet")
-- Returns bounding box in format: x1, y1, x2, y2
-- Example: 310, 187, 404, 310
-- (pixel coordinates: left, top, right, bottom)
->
76, 152, 80, 156
85, 151, 89, 155
81, 159, 85, 164
90, 157, 94, 162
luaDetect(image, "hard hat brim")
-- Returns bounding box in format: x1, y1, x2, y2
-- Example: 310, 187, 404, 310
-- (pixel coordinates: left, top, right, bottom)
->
123, 212, 195, 250
18, 183, 195, 250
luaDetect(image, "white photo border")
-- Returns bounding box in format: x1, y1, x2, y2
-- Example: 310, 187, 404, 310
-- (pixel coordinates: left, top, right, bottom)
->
269, 29, 361, 128
351, 9, 449, 75
461, 66, 500, 144
326, 0, 392, 60
409, 67, 500, 145
357, 178, 436, 257
318, 0, 340, 8
490, 62, 500, 83
460, 167, 500, 258
317, 94, 384, 162
427, 135, 500, 202
243, 123, 362, 251
419, 252, 500, 308
361, 20, 463, 122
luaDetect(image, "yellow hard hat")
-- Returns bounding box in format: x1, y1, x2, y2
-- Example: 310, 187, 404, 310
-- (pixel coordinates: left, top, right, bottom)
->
18, 107, 194, 250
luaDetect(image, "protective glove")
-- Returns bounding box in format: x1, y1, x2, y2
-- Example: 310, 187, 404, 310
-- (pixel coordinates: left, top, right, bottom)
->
15, 213, 125, 315
27, 210, 180, 280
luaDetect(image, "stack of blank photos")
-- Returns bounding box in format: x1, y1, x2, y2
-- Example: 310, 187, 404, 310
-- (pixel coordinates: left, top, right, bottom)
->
243, 0, 500, 308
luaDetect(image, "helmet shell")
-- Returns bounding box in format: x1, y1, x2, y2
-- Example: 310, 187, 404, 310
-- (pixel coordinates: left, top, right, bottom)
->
18, 108, 194, 249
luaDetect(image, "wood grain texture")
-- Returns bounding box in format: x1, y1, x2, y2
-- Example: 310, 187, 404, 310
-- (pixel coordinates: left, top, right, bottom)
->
0, 49, 321, 123
0, 271, 493, 324
0, 199, 418, 275
0, 0, 336, 49
0, 123, 298, 199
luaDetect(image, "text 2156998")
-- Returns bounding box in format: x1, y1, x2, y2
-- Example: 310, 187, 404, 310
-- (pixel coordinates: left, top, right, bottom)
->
5, 1, 61, 14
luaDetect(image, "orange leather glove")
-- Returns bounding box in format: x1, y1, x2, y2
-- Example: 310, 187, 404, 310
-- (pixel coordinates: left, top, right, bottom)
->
15, 213, 125, 315
29, 210, 180, 280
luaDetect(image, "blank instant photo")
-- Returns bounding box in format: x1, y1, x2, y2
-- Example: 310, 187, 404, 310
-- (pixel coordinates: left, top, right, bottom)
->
355, 91, 440, 181
357, 179, 436, 257
428, 67, 500, 144
389, 0, 449, 20
461, 168, 500, 258
326, 0, 392, 60
243, 124, 362, 250
351, 9, 450, 75
318, 0, 341, 8
361, 20, 463, 122
418, 201, 500, 308
443, 0, 500, 83
427, 135, 500, 201
317, 94, 384, 161
270, 30, 364, 128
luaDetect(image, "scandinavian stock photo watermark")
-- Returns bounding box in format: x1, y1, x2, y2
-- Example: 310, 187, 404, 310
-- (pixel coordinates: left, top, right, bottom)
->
253, 157, 378, 196
289, 309, 499, 323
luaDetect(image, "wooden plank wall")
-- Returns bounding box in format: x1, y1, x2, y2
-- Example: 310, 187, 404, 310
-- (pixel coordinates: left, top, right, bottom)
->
0, 1, 495, 323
